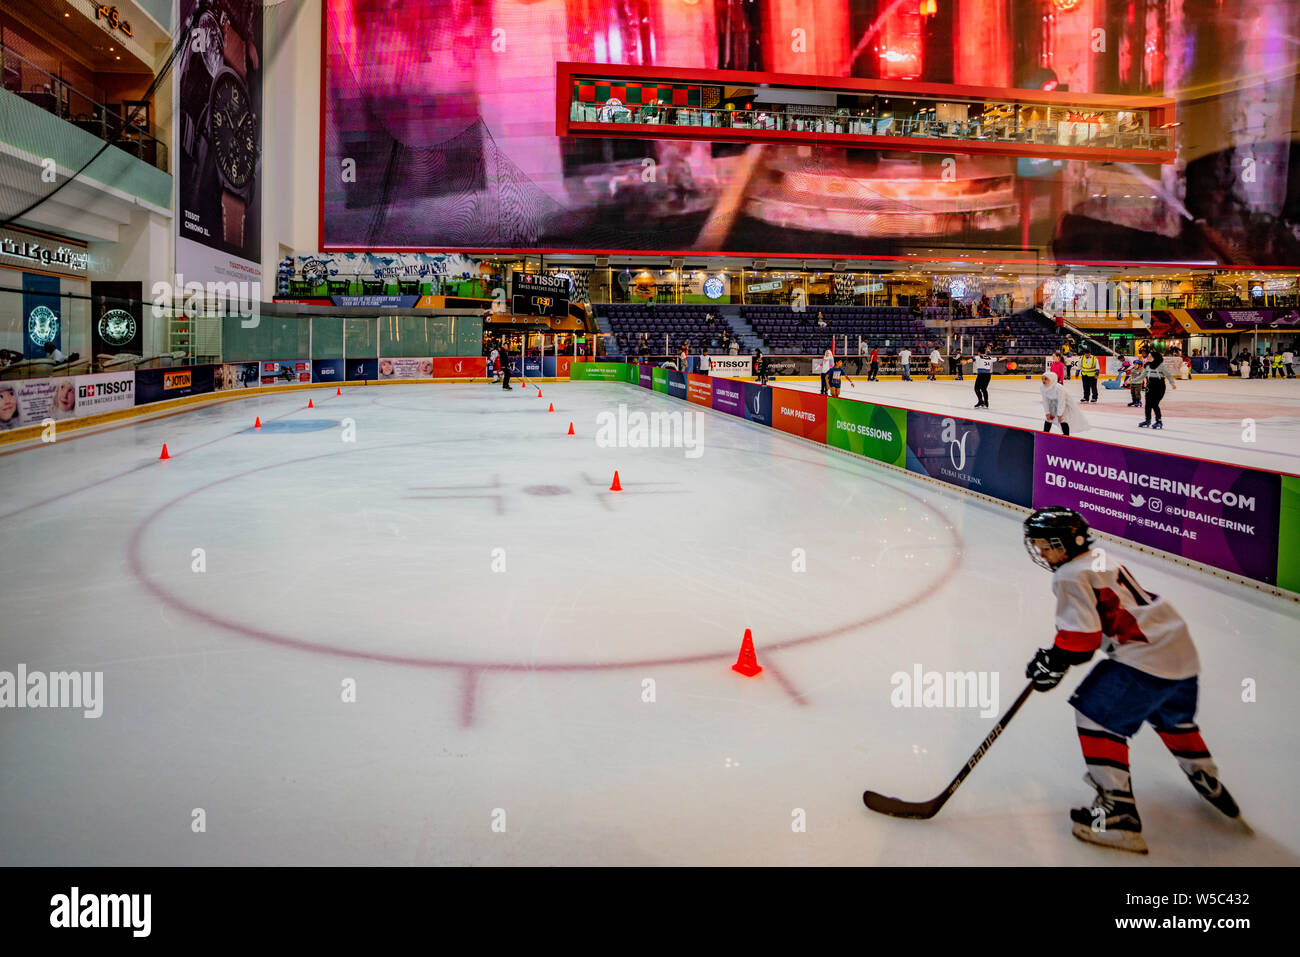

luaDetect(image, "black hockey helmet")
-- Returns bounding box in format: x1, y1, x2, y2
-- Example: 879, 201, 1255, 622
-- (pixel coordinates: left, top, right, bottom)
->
1023, 507, 1092, 570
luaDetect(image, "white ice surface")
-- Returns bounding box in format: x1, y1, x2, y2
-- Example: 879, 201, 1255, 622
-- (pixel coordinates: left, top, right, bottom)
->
0, 380, 1295, 865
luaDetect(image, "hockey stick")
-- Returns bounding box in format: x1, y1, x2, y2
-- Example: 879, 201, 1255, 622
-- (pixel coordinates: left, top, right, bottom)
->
863, 681, 1035, 819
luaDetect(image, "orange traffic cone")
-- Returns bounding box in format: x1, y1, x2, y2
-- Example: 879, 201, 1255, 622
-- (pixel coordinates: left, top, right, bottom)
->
254, 417, 262, 429
547, 403, 554, 413
521, 379, 527, 388
538, 390, 543, 398
158, 443, 170, 460
609, 470, 622, 492
307, 398, 314, 409
567, 422, 575, 436
336, 387, 341, 396
731, 629, 762, 677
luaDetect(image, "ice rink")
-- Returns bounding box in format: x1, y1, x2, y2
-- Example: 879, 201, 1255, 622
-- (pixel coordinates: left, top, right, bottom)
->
0, 379, 1296, 865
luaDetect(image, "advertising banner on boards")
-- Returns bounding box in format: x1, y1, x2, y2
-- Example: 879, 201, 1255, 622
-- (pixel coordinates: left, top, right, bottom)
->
710, 379, 745, 417
907, 412, 1034, 506
772, 388, 827, 444
741, 382, 772, 427
379, 357, 434, 379
136, 365, 216, 404
1034, 433, 1281, 585
828, 398, 907, 467
687, 374, 712, 406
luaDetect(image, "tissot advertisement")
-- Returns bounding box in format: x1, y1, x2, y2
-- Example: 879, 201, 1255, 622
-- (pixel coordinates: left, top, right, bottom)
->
176, 0, 263, 281
511, 274, 570, 317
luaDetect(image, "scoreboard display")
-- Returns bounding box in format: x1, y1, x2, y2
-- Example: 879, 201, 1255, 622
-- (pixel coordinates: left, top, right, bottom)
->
511, 274, 570, 318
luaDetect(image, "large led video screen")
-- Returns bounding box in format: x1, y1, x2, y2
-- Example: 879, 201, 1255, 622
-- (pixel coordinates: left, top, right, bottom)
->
323, 0, 1300, 264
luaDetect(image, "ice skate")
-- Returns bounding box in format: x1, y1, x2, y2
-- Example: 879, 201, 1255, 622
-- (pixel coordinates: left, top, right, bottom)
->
1187, 769, 1242, 820
1069, 775, 1148, 854
1153, 421, 1163, 430
1138, 421, 1151, 427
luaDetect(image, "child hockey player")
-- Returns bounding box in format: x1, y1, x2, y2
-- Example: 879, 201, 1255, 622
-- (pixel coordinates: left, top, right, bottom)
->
1021, 507, 1242, 853
828, 357, 852, 397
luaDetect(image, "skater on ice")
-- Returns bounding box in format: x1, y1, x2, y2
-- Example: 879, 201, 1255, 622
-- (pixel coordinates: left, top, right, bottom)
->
972, 344, 994, 409
1021, 507, 1243, 854
1039, 371, 1088, 436
1131, 352, 1177, 429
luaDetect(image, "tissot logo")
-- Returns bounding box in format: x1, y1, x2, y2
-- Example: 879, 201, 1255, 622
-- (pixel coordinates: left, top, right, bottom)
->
940, 417, 971, 471
78, 380, 132, 399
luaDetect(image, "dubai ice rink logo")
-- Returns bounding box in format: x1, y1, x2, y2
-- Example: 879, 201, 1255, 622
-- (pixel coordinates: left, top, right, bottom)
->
941, 417, 972, 471
27, 305, 59, 347
595, 403, 704, 458
703, 276, 725, 299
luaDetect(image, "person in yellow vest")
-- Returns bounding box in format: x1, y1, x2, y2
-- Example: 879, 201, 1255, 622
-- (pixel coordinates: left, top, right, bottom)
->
1272, 351, 1285, 378
1079, 350, 1099, 403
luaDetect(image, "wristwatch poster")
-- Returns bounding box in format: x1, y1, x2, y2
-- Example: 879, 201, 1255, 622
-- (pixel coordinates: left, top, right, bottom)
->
177, 0, 262, 261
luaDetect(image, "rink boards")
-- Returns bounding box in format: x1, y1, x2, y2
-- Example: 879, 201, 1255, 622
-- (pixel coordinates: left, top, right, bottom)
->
597, 362, 1300, 595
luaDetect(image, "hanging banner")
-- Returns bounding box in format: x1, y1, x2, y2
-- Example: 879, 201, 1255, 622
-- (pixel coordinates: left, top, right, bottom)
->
22, 272, 61, 360
91, 281, 144, 357
175, 0, 264, 286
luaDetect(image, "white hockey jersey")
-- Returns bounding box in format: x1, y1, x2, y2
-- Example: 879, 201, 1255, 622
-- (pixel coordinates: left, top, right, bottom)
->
1050, 553, 1200, 679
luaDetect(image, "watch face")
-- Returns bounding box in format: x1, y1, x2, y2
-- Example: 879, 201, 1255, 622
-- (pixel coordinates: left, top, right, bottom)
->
198, 12, 223, 76
210, 71, 257, 190
98, 309, 137, 347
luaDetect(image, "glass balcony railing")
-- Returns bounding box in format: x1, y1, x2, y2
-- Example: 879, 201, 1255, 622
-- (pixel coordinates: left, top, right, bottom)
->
1, 43, 168, 172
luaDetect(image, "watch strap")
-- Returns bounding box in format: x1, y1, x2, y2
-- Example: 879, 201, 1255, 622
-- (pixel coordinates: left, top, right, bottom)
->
222, 19, 246, 81
222, 192, 245, 246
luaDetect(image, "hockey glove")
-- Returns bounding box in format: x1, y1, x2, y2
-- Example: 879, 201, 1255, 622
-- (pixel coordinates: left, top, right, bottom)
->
1025, 647, 1071, 692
